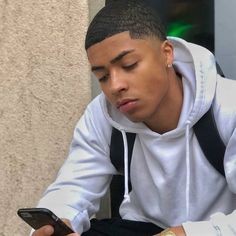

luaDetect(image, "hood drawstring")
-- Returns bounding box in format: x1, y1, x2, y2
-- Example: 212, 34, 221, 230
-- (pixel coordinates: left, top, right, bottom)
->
121, 130, 131, 203
185, 121, 191, 218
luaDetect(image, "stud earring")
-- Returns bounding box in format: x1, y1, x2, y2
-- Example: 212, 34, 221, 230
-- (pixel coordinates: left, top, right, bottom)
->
167, 64, 172, 68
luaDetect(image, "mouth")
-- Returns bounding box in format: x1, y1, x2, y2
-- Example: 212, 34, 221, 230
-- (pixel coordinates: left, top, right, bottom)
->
116, 99, 138, 113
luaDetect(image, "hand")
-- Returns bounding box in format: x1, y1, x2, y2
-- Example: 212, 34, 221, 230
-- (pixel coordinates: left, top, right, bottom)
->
31, 220, 80, 236
154, 226, 186, 236
31, 225, 54, 236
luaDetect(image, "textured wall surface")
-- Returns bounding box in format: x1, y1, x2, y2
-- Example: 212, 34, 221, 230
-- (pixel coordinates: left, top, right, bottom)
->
0, 0, 91, 235
88, 0, 105, 99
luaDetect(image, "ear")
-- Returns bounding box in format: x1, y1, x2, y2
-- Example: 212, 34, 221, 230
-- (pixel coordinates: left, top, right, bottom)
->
161, 40, 174, 67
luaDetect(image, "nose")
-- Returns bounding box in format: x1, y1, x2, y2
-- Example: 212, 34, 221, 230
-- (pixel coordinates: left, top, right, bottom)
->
110, 70, 128, 95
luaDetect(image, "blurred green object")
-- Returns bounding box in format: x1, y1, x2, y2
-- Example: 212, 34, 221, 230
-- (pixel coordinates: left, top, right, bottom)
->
167, 21, 194, 38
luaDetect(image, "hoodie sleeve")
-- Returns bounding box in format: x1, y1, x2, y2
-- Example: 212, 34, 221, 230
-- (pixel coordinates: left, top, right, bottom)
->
35, 103, 117, 234
183, 210, 236, 236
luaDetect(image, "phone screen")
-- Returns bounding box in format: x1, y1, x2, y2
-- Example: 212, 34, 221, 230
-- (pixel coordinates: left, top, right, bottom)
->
17, 208, 74, 236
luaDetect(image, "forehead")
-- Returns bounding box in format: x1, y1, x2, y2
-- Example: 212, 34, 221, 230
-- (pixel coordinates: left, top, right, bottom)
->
86, 31, 160, 64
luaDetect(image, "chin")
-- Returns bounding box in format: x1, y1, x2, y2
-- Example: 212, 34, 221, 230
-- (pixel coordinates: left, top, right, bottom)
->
126, 114, 145, 123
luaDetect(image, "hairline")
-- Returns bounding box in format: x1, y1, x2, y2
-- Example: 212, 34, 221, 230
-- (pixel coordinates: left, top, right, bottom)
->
86, 30, 165, 50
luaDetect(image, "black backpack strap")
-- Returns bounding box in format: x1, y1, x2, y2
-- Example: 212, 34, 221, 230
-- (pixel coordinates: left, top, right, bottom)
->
193, 105, 226, 176
110, 128, 136, 217
216, 61, 225, 77
110, 128, 136, 175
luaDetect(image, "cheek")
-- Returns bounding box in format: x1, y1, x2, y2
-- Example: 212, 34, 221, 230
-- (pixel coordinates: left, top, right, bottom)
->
99, 85, 115, 105
136, 57, 167, 84
138, 69, 168, 94
100, 84, 109, 96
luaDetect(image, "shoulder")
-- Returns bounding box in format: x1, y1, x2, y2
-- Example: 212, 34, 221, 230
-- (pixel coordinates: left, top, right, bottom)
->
214, 76, 236, 117
213, 75, 236, 143
75, 93, 112, 144
215, 76, 236, 106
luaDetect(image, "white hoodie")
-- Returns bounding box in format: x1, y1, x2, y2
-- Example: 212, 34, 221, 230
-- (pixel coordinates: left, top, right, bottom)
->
36, 37, 236, 236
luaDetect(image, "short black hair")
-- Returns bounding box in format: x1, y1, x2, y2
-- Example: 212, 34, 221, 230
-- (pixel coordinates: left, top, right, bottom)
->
85, 0, 166, 50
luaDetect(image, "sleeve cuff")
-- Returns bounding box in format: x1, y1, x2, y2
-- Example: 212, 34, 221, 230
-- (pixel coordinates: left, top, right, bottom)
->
36, 203, 90, 234
182, 221, 217, 236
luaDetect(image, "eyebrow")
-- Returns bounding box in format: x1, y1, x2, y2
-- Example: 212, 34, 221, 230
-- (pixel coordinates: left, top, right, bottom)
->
91, 49, 135, 72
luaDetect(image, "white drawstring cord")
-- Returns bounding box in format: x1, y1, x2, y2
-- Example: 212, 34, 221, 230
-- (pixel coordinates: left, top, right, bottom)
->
121, 130, 131, 203
185, 121, 191, 218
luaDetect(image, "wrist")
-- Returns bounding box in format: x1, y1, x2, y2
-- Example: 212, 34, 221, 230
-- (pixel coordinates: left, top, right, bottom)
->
160, 226, 186, 236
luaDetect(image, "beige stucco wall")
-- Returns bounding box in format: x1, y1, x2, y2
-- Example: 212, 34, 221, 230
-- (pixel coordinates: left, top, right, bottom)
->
0, 0, 105, 235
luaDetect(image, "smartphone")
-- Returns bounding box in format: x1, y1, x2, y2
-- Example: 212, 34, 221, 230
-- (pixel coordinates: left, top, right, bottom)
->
17, 207, 74, 236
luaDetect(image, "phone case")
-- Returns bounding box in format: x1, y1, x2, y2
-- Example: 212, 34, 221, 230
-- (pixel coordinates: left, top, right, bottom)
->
17, 208, 74, 236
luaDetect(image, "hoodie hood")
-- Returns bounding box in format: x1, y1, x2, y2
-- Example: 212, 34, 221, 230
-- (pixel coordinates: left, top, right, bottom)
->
100, 36, 217, 135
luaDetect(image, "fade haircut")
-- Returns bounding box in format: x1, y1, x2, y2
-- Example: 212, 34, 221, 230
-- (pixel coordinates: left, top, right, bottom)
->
85, 0, 167, 50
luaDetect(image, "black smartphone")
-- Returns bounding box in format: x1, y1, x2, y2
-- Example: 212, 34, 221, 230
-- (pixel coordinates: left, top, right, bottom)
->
17, 207, 74, 236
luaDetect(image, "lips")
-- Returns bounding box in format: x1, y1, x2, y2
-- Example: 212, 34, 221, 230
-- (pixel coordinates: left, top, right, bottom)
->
117, 99, 138, 113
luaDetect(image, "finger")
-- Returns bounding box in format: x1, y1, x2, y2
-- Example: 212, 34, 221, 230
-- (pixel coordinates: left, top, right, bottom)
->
32, 225, 54, 236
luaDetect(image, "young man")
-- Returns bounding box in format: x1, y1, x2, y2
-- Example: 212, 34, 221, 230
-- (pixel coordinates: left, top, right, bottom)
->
32, 1, 236, 236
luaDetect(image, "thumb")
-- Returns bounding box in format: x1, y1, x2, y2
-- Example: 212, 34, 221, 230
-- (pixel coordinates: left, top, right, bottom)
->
32, 225, 54, 236
43, 226, 54, 235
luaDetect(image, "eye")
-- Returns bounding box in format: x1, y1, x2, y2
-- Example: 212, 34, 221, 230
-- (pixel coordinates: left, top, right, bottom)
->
122, 62, 138, 70
98, 74, 109, 83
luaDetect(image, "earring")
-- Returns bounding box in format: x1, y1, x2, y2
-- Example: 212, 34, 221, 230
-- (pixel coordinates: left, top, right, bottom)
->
167, 64, 172, 68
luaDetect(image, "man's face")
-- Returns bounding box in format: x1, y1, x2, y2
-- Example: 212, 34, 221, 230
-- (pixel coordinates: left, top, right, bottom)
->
87, 32, 174, 127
